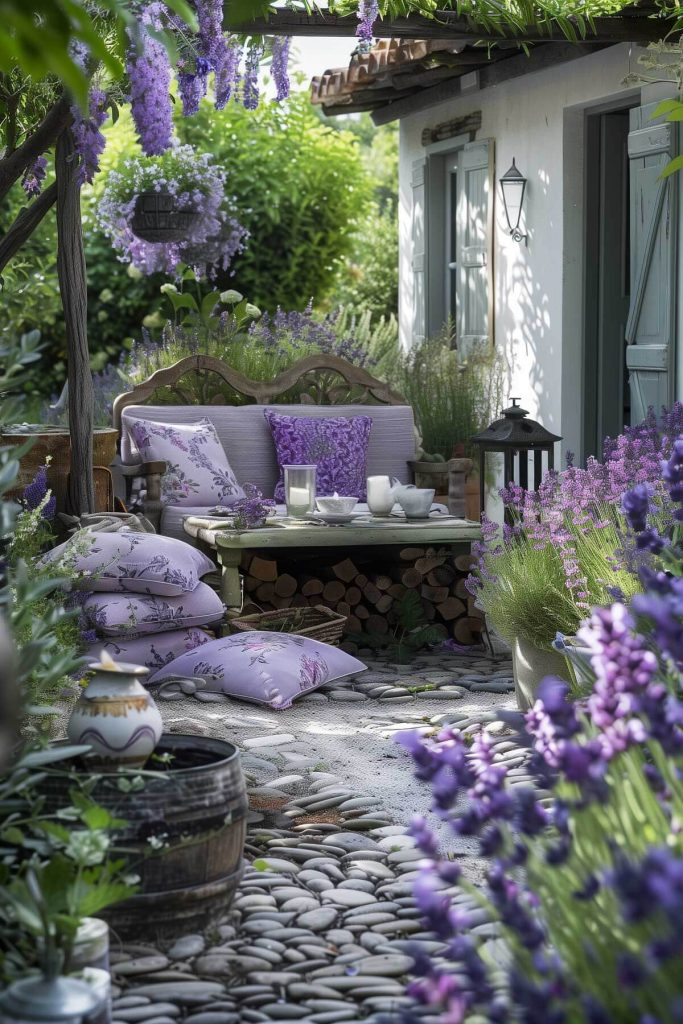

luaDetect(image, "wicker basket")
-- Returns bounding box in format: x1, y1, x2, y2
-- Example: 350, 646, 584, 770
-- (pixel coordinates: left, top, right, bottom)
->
228, 605, 347, 646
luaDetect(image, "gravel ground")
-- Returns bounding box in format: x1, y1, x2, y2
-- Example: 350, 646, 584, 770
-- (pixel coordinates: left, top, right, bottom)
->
103, 646, 527, 1024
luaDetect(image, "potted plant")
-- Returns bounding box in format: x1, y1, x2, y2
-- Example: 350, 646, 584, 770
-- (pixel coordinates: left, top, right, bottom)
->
97, 144, 247, 278
396, 332, 503, 519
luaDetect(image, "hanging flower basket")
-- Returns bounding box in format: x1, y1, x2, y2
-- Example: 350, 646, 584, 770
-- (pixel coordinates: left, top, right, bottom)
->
131, 191, 200, 243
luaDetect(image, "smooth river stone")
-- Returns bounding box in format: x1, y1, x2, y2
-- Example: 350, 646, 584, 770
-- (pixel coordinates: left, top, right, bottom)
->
113, 956, 171, 976
322, 834, 378, 853
322, 889, 377, 908
296, 907, 339, 931
243, 735, 296, 748
346, 861, 394, 879
256, 858, 301, 874
167, 935, 206, 960
356, 954, 414, 976
124, 982, 224, 1003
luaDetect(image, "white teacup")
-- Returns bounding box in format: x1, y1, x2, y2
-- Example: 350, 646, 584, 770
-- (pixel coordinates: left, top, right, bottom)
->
397, 486, 435, 519
316, 495, 358, 515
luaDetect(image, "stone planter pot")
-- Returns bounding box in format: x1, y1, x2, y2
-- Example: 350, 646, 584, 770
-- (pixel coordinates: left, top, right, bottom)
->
1, 426, 118, 515
512, 636, 571, 711
131, 191, 200, 243
67, 660, 162, 768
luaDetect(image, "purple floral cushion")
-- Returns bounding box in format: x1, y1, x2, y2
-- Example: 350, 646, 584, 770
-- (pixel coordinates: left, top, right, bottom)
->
87, 628, 213, 673
128, 416, 245, 507
149, 631, 367, 710
82, 582, 225, 638
39, 531, 215, 597
264, 410, 372, 502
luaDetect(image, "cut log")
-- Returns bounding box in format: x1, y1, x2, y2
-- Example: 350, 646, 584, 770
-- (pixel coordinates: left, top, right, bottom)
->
323, 580, 346, 603
336, 601, 351, 618
375, 594, 393, 614
421, 584, 449, 604
271, 595, 293, 610
400, 546, 425, 561
454, 617, 483, 645
436, 596, 466, 621
355, 573, 368, 589
291, 594, 309, 608
374, 574, 393, 591
454, 553, 476, 572
363, 581, 382, 605
415, 555, 446, 575
355, 604, 370, 620
345, 586, 362, 606
388, 583, 406, 600
455, 578, 469, 598
274, 574, 298, 598
366, 614, 389, 635
346, 615, 362, 634
250, 556, 278, 582
302, 578, 324, 597
431, 563, 457, 586
332, 558, 359, 583
255, 582, 276, 603
401, 567, 422, 589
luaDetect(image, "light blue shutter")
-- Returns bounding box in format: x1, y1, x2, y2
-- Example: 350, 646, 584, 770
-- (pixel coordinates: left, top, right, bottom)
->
411, 158, 427, 345
456, 139, 494, 352
626, 103, 678, 422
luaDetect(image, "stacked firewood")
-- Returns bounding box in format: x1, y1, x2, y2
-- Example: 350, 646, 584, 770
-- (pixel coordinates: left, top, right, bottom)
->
238, 546, 484, 645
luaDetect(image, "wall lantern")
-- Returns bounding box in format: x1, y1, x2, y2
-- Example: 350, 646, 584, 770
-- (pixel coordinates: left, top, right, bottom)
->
470, 398, 561, 514
499, 158, 528, 244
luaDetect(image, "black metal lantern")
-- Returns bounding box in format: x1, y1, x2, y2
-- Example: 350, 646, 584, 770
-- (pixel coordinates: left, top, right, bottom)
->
499, 158, 527, 244
470, 398, 561, 513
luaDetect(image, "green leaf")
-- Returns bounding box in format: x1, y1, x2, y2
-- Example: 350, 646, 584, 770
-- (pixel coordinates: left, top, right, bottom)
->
0, 827, 24, 845
253, 858, 270, 871
18, 746, 92, 769
660, 155, 683, 180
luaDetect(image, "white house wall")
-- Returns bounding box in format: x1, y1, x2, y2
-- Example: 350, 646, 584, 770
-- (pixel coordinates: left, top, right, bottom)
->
398, 43, 642, 460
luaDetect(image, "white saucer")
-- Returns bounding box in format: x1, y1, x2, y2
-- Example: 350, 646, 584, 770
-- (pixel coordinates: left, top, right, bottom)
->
314, 510, 365, 524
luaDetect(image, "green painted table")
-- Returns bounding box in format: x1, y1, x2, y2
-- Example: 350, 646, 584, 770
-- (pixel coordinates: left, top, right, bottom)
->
183, 514, 482, 611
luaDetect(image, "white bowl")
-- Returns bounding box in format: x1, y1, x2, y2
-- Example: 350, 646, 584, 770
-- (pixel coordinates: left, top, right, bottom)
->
316, 495, 358, 515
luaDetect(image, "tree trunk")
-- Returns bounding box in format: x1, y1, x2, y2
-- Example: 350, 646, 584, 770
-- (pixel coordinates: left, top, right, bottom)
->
0, 182, 57, 275
0, 96, 71, 204
55, 128, 94, 515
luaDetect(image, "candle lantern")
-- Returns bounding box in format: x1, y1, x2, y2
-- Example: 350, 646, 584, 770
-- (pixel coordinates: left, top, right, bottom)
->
470, 399, 562, 514
284, 465, 316, 518
0, 974, 103, 1024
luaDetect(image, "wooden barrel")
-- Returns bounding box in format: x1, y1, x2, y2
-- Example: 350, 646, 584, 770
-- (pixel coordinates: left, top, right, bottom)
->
38, 734, 247, 940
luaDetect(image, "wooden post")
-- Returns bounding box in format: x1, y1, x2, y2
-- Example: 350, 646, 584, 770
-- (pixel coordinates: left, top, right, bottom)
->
56, 128, 94, 514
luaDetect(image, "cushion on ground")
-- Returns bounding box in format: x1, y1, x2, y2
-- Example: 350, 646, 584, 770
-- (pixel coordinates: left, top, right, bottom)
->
39, 530, 215, 596
127, 416, 245, 507
265, 409, 372, 502
120, 404, 417, 499
82, 582, 225, 638
149, 631, 366, 710
87, 628, 214, 672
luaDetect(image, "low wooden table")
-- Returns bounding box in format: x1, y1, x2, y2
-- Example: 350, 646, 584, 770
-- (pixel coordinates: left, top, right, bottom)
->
183, 514, 482, 611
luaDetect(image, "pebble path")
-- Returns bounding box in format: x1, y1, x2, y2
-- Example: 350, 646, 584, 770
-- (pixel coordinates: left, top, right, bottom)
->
111, 649, 529, 1023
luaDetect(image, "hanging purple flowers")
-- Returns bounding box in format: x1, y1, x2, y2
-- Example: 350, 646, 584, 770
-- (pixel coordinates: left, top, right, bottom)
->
21, 156, 48, 198
356, 0, 379, 43
177, 56, 213, 117
215, 38, 242, 109
242, 40, 264, 110
71, 87, 109, 185
127, 1, 173, 156
271, 36, 291, 102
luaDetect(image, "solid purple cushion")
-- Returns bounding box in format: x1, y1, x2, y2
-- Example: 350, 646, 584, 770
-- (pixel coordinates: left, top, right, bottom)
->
264, 409, 372, 502
40, 530, 215, 596
82, 582, 225, 638
149, 631, 366, 709
128, 416, 245, 507
87, 628, 214, 673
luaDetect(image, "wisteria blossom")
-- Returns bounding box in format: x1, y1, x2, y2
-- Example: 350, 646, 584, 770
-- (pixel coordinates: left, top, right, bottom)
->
271, 36, 291, 102
127, 1, 173, 155
242, 40, 264, 110
71, 87, 109, 185
356, 0, 379, 42
21, 156, 47, 198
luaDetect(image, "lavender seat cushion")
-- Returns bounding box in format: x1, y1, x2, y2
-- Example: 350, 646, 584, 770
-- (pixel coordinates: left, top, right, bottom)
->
40, 530, 215, 596
149, 631, 366, 710
127, 416, 245, 507
82, 582, 225, 638
88, 628, 214, 673
264, 410, 372, 502
121, 405, 417, 504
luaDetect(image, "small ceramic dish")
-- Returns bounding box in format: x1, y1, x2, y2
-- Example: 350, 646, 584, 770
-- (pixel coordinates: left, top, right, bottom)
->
316, 495, 359, 515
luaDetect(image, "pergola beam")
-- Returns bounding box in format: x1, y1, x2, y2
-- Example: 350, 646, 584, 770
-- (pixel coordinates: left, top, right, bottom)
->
227, 9, 672, 44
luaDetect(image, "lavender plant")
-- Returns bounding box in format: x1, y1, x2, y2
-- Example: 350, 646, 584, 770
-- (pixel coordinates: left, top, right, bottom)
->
231, 484, 275, 530
397, 433, 683, 1023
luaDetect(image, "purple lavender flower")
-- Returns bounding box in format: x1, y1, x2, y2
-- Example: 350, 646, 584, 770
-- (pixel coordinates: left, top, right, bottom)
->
356, 0, 379, 42
22, 155, 48, 198
231, 483, 275, 529
622, 482, 651, 533
662, 437, 683, 509
23, 466, 56, 519
271, 36, 291, 102
215, 38, 242, 109
242, 40, 264, 110
71, 87, 108, 185
127, 3, 173, 156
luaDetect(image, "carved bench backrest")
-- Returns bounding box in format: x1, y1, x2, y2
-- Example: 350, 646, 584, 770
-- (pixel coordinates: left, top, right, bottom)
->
112, 353, 407, 433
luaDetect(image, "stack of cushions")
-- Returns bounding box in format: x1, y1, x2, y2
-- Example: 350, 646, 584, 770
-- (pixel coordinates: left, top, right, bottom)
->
149, 631, 367, 710
40, 531, 225, 671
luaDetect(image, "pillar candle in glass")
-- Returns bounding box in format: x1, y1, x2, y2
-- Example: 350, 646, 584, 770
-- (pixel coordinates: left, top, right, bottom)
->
366, 475, 395, 516
284, 465, 316, 518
